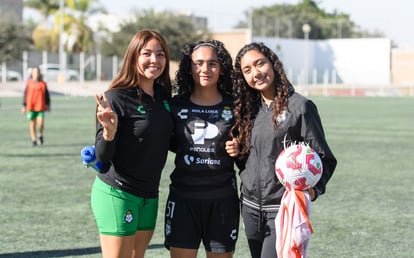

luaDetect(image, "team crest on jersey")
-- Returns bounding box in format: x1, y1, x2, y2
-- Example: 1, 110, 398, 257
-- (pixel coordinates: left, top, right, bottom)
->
221, 106, 233, 121
124, 210, 134, 223
276, 110, 288, 126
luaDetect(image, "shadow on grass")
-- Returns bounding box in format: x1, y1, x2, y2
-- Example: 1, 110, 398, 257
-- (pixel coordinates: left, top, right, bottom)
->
0, 244, 164, 257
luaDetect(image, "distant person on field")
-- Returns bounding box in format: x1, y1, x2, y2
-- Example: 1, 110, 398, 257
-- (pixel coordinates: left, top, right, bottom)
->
91, 29, 173, 258
21, 66, 50, 146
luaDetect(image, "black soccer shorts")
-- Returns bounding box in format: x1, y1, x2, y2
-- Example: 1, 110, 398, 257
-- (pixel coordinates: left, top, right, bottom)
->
164, 192, 240, 253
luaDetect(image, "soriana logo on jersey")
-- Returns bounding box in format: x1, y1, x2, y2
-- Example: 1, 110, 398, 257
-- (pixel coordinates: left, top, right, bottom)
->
184, 154, 221, 166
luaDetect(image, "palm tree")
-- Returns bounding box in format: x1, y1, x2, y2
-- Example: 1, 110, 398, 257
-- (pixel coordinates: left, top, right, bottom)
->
64, 0, 106, 53
26, 0, 106, 53
25, 0, 60, 51
25, 0, 60, 29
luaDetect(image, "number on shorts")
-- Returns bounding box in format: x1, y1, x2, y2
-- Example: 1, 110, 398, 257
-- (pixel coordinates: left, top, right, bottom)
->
165, 201, 176, 219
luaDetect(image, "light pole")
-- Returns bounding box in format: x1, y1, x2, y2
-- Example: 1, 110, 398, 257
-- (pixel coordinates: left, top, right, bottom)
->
302, 23, 311, 95
59, 0, 64, 82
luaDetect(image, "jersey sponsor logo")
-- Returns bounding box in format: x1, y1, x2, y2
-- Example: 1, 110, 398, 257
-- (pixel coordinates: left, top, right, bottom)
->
195, 157, 221, 165
184, 154, 195, 165
189, 146, 214, 153
192, 122, 219, 145
191, 108, 219, 114
177, 108, 188, 119
184, 154, 221, 166
230, 228, 238, 240
176, 108, 221, 120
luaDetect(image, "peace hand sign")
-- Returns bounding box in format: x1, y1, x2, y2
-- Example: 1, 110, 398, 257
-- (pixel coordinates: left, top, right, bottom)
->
95, 93, 118, 141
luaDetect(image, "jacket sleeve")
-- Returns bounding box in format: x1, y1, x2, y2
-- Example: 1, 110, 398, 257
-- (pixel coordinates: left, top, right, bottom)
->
45, 83, 51, 108
22, 82, 28, 107
95, 121, 117, 163
301, 100, 337, 196
235, 155, 247, 171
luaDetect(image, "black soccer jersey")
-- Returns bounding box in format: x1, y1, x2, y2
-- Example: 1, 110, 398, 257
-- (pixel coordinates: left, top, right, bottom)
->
169, 94, 237, 199
95, 85, 173, 198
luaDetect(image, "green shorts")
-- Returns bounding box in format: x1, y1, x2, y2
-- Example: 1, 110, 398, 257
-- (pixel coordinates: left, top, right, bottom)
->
27, 111, 45, 121
91, 177, 159, 236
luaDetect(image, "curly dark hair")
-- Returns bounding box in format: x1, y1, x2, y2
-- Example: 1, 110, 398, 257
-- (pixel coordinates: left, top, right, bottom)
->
174, 39, 233, 96
230, 42, 292, 158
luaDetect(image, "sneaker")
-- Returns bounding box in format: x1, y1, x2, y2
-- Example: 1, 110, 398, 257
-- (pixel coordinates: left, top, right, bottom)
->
38, 136, 43, 145
32, 140, 38, 147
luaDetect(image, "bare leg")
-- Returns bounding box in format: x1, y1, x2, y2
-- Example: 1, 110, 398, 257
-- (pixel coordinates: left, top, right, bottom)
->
206, 251, 234, 258
37, 116, 44, 144
99, 230, 155, 258
132, 230, 154, 258
170, 247, 198, 258
29, 119, 37, 145
99, 234, 136, 258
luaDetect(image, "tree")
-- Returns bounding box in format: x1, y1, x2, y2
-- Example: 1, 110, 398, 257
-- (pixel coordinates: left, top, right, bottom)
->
235, 0, 384, 40
26, 0, 60, 51
101, 9, 208, 61
64, 0, 106, 53
27, 0, 105, 53
0, 17, 32, 64
25, 0, 60, 29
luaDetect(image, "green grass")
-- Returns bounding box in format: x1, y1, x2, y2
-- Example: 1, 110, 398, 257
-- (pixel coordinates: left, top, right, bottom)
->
0, 95, 413, 257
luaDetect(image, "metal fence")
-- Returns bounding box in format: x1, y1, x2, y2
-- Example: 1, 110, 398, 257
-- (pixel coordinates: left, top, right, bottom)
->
1, 50, 120, 83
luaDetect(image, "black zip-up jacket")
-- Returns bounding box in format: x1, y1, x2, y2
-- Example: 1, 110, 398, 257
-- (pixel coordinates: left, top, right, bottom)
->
95, 85, 173, 198
239, 89, 337, 212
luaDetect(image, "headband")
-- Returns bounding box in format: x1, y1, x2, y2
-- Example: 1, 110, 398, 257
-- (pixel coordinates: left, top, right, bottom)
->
193, 42, 217, 50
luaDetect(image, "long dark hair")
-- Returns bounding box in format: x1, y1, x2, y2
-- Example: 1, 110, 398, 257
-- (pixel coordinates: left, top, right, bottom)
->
30, 66, 43, 81
109, 29, 172, 97
230, 42, 292, 158
174, 39, 233, 96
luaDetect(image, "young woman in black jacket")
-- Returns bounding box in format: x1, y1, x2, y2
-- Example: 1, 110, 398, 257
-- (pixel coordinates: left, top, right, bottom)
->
229, 42, 337, 258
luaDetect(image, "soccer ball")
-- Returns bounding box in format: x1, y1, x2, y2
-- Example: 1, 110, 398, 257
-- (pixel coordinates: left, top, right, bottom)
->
275, 143, 323, 190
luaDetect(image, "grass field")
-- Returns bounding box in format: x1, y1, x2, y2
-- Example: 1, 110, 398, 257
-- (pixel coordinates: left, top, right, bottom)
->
0, 95, 413, 258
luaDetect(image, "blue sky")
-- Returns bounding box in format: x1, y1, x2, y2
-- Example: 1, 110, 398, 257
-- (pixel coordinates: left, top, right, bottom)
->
24, 0, 413, 47
100, 0, 413, 47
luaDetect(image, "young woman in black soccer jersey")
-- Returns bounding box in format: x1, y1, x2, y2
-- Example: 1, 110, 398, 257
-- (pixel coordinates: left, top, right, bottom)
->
164, 40, 239, 258
91, 29, 173, 258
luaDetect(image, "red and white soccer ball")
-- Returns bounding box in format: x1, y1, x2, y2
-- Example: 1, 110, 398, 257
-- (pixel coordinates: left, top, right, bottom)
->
275, 143, 323, 191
